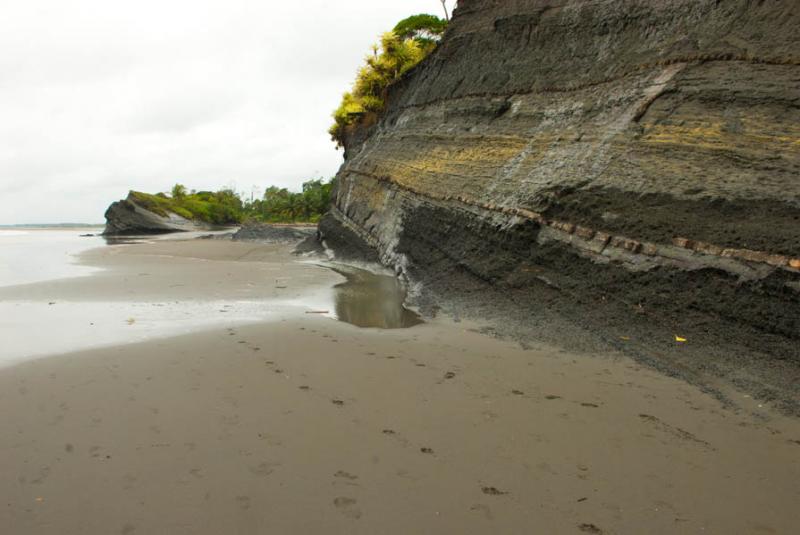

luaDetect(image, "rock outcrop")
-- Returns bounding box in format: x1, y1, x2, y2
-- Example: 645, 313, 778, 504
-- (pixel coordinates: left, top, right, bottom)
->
232, 222, 316, 243
321, 0, 800, 410
103, 192, 218, 235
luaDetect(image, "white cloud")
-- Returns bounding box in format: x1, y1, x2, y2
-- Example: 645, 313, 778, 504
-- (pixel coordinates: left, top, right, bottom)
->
0, 0, 448, 223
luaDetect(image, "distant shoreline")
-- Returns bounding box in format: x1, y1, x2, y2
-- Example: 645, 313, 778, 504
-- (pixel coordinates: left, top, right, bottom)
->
0, 223, 104, 229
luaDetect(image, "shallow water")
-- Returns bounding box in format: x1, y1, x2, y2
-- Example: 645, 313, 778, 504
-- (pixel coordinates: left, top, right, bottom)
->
0, 228, 105, 287
0, 300, 279, 366
328, 265, 422, 329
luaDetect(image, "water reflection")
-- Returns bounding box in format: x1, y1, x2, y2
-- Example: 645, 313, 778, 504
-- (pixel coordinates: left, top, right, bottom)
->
329, 266, 422, 329
100, 229, 236, 245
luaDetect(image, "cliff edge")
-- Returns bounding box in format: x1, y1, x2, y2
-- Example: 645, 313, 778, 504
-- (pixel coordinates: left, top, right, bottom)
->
320, 0, 800, 411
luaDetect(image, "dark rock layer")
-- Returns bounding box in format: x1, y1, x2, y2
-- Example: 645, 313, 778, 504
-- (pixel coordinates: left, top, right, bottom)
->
232, 222, 316, 243
321, 0, 800, 411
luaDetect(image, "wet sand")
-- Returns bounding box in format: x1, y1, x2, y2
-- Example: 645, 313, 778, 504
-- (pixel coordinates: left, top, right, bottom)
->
0, 239, 798, 534
0, 239, 340, 363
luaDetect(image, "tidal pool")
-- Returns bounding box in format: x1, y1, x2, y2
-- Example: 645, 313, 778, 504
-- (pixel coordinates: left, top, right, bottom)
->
328, 265, 422, 329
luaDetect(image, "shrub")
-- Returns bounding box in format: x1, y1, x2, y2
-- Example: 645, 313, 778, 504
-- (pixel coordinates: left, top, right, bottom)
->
329, 14, 447, 146
393, 14, 447, 43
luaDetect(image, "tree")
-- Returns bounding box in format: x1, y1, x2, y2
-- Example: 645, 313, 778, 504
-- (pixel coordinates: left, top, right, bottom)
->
171, 183, 187, 199
393, 14, 447, 45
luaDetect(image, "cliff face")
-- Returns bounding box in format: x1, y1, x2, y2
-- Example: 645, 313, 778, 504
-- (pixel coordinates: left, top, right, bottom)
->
321, 0, 800, 408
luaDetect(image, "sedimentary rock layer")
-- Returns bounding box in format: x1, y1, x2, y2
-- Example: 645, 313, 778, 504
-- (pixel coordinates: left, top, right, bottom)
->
321, 0, 800, 409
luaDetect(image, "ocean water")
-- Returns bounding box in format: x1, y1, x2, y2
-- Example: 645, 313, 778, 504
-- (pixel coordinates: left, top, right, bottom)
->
0, 228, 106, 287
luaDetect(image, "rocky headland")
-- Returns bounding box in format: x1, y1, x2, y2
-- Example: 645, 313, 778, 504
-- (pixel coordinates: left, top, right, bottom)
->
319, 0, 800, 411
103, 191, 221, 235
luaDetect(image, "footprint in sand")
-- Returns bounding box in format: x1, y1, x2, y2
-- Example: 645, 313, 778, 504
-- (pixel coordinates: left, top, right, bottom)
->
420, 447, 434, 454
381, 429, 411, 448
333, 497, 362, 519
235, 496, 251, 511
481, 486, 508, 496
332, 399, 344, 406
249, 462, 278, 477
334, 470, 359, 481
470, 504, 494, 520
189, 468, 204, 479
545, 395, 561, 400
638, 414, 713, 450
31, 466, 52, 485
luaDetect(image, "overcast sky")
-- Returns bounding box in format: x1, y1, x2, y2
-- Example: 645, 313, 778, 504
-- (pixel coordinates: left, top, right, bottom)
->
0, 0, 450, 224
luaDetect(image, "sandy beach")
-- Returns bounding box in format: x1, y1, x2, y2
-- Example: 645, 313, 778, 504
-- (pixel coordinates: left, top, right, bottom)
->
1, 238, 798, 534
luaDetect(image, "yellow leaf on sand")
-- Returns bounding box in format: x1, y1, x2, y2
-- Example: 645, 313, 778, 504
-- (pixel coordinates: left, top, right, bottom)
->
126, 318, 136, 325
675, 335, 687, 343
619, 336, 631, 341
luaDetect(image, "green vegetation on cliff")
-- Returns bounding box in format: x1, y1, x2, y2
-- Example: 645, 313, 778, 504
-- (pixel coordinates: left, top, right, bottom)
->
129, 178, 334, 225
329, 14, 446, 147
129, 189, 243, 225
393, 14, 447, 43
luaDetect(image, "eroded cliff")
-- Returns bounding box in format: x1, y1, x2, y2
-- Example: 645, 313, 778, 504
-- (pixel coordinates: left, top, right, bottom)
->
321, 0, 800, 410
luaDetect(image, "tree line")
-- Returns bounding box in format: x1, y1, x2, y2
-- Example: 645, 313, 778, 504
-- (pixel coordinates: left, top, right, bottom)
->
131, 177, 335, 226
